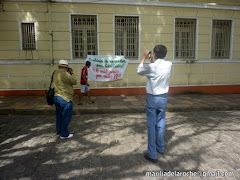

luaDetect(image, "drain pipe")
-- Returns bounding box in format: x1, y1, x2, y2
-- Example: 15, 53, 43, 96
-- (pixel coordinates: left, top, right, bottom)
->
47, 0, 54, 65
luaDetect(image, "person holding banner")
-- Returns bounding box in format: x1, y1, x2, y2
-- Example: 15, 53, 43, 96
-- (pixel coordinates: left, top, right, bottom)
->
137, 45, 172, 163
77, 61, 94, 105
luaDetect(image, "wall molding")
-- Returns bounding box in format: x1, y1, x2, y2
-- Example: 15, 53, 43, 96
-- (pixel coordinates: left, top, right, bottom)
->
3, 0, 240, 11
1, 59, 240, 65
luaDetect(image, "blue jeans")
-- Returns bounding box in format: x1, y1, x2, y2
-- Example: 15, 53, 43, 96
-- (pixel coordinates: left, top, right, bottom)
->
146, 93, 167, 159
54, 96, 73, 137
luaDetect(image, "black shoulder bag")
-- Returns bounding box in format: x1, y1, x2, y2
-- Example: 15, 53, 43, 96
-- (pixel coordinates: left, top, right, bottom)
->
46, 71, 56, 106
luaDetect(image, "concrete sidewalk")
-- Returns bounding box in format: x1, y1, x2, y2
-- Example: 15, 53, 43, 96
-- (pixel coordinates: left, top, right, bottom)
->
1, 94, 240, 179
1, 93, 240, 115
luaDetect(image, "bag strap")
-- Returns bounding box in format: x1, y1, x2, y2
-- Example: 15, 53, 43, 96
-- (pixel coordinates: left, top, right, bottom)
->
49, 70, 56, 88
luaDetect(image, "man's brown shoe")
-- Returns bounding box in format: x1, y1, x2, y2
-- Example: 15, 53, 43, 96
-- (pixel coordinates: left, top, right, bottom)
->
144, 154, 158, 163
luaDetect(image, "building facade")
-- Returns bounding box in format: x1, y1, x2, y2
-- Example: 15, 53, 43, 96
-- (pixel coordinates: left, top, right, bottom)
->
0, 0, 240, 95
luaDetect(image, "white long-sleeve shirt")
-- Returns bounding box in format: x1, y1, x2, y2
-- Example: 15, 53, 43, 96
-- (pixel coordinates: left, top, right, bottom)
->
137, 59, 172, 95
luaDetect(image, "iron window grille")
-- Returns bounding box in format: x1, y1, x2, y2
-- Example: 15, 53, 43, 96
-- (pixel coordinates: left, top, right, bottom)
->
115, 16, 139, 59
71, 15, 98, 59
211, 20, 232, 59
175, 18, 196, 59
21, 23, 36, 50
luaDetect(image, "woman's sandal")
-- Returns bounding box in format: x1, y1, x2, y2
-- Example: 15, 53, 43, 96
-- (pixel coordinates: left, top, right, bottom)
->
77, 102, 83, 105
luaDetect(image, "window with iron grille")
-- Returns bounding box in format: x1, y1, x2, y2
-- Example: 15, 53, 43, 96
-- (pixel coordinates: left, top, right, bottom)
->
175, 18, 196, 59
71, 15, 98, 59
115, 16, 139, 59
21, 23, 36, 50
211, 20, 232, 59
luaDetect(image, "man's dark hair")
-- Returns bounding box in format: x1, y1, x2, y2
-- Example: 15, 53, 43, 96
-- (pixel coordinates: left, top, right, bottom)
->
154, 45, 167, 59
86, 61, 91, 66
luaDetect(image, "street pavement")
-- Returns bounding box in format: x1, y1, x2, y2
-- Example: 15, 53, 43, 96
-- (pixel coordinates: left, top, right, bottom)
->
0, 93, 240, 179
0, 112, 240, 179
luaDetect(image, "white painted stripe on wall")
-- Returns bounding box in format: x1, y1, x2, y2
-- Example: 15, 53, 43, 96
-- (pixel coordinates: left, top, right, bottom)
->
1, 59, 240, 65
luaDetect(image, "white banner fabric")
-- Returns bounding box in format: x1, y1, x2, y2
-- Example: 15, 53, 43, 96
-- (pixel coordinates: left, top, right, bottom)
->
85, 55, 129, 82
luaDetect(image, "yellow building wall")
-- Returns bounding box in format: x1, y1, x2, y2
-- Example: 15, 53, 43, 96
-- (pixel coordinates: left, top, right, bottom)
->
0, 1, 240, 90
1, 63, 240, 90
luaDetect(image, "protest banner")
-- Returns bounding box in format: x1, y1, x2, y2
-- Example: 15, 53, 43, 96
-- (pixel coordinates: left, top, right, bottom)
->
85, 55, 129, 82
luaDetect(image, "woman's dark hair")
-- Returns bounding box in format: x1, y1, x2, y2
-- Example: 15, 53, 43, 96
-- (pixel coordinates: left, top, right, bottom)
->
154, 45, 167, 59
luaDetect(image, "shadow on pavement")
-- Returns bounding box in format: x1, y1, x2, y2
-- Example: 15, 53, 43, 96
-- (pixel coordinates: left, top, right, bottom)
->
0, 112, 239, 179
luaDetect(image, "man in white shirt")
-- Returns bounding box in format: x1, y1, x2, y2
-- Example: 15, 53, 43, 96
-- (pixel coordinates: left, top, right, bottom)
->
137, 45, 172, 163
